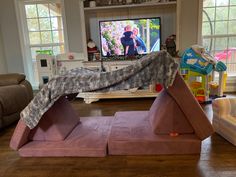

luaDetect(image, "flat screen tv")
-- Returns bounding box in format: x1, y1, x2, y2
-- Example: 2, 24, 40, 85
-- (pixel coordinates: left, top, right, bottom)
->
99, 17, 161, 58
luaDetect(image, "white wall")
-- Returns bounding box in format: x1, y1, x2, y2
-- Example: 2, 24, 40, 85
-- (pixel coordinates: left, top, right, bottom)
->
179, 0, 200, 51
64, 0, 84, 53
0, 0, 24, 74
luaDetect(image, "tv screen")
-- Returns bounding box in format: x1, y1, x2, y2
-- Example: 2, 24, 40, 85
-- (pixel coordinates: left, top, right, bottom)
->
99, 17, 161, 58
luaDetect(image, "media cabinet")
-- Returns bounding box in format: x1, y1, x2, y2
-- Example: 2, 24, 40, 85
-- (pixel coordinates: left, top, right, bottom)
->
78, 0, 181, 59
76, 0, 182, 103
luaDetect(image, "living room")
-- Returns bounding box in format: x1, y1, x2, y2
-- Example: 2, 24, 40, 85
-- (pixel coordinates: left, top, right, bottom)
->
1, 0, 236, 177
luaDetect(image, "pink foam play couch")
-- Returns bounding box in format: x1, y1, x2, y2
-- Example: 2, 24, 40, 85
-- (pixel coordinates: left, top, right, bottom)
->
10, 73, 214, 157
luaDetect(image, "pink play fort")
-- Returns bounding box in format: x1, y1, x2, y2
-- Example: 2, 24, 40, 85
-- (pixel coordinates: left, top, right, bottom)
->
10, 73, 213, 157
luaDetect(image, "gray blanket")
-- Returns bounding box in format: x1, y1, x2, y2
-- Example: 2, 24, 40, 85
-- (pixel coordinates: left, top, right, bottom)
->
21, 51, 179, 129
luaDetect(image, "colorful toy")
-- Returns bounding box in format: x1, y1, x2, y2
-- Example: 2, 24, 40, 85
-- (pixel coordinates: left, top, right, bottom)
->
180, 45, 227, 103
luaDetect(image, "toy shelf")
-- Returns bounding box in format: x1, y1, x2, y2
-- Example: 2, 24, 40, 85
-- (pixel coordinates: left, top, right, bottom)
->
84, 1, 177, 11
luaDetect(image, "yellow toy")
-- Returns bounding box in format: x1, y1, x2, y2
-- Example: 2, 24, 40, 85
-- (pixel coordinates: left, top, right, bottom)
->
181, 68, 209, 103
209, 72, 227, 97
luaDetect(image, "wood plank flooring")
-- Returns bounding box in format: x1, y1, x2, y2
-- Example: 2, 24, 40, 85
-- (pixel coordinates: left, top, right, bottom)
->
1, 97, 236, 177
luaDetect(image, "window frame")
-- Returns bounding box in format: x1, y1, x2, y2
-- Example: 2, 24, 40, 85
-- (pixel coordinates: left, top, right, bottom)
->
14, 0, 69, 89
200, 0, 236, 77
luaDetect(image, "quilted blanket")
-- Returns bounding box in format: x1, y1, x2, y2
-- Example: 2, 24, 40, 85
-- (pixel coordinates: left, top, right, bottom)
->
21, 51, 179, 129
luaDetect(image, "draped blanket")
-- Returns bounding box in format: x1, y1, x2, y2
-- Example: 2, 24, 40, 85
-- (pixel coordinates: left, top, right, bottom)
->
21, 51, 179, 129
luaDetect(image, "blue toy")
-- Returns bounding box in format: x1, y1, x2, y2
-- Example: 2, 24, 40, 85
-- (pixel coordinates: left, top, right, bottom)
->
181, 45, 227, 103
181, 48, 213, 75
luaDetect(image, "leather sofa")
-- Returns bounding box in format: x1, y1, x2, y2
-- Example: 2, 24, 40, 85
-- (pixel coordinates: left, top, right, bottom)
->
0, 73, 33, 130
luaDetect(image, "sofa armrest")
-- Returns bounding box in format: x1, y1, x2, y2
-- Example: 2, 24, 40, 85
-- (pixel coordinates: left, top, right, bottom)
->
20, 80, 34, 101
0, 104, 3, 129
0, 73, 26, 86
212, 98, 231, 118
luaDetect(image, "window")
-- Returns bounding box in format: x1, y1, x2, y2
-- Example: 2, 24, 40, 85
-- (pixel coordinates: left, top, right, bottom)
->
202, 0, 236, 75
16, 0, 67, 87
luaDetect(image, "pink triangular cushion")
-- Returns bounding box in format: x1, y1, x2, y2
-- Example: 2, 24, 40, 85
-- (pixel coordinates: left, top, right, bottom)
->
29, 97, 80, 141
149, 91, 194, 135
167, 73, 214, 140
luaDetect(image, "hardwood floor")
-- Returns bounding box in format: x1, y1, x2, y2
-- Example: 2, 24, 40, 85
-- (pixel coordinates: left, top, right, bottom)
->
1, 97, 236, 177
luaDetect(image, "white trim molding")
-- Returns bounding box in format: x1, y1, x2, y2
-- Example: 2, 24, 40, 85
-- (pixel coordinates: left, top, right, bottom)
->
198, 0, 203, 45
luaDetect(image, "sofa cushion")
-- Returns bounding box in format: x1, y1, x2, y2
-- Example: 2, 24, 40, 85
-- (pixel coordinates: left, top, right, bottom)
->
212, 98, 231, 118
0, 85, 29, 115
0, 104, 2, 119
0, 73, 25, 86
29, 97, 80, 141
0, 117, 2, 129
213, 114, 236, 146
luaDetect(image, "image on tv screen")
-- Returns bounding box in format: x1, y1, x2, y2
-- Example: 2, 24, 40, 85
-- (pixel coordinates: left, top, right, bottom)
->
100, 17, 161, 57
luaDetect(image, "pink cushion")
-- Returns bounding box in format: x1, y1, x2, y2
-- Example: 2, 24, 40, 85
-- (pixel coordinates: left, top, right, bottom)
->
29, 97, 80, 141
149, 91, 194, 134
10, 119, 30, 150
108, 111, 201, 155
167, 73, 214, 140
18, 116, 114, 157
